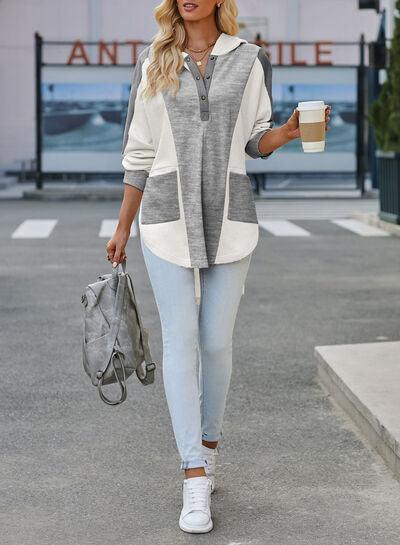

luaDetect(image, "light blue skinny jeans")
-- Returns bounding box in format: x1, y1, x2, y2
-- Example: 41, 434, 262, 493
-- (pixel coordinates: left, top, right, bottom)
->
140, 237, 253, 470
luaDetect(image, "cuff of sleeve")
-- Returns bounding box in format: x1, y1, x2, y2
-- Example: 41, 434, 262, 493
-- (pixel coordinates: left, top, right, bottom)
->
245, 128, 274, 159
123, 169, 149, 191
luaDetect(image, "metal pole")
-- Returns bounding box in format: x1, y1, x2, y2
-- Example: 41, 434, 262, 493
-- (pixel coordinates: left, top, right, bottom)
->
356, 33, 366, 194
35, 32, 43, 190
367, 8, 387, 190
368, 65, 380, 189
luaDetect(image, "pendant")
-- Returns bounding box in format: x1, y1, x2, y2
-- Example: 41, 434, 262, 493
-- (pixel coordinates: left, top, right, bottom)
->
196, 60, 202, 66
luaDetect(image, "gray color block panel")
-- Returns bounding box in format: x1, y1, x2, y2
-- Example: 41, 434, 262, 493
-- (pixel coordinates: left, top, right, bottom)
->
227, 171, 258, 223
141, 169, 181, 225
245, 47, 274, 159
122, 45, 151, 155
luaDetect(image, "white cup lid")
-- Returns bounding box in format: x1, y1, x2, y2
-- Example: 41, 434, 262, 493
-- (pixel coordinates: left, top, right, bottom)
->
297, 100, 325, 111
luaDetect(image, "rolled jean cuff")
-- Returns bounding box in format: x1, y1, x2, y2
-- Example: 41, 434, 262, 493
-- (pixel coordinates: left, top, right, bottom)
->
180, 458, 209, 470
202, 433, 222, 442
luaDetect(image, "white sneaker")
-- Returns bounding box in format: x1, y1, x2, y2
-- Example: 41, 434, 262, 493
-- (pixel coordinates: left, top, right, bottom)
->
179, 476, 213, 533
202, 444, 219, 493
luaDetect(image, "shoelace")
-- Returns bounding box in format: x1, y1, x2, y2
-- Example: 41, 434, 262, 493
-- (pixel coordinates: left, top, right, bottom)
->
185, 479, 210, 510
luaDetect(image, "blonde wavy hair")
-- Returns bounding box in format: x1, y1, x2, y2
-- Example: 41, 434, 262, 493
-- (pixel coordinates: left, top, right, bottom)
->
141, 0, 239, 99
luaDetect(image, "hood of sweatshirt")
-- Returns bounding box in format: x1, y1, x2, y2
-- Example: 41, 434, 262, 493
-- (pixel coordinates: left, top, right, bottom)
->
181, 32, 248, 70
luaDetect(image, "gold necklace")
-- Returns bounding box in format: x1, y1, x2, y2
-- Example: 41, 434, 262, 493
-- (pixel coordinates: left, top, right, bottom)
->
189, 48, 210, 67
184, 33, 221, 66
186, 40, 216, 53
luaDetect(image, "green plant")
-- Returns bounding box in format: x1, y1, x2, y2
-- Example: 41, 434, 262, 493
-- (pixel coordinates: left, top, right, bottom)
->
368, 0, 400, 152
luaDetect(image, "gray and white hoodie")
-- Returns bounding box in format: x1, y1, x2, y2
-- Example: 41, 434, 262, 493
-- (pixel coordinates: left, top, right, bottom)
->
122, 32, 274, 268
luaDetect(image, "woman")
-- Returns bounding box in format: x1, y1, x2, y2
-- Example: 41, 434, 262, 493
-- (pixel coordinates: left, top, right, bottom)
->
106, 0, 331, 534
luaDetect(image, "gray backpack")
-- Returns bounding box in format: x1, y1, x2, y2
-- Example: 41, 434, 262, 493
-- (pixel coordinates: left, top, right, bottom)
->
81, 260, 156, 405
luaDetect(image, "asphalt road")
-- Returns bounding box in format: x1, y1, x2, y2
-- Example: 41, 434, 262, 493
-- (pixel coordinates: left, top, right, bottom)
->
1, 200, 400, 545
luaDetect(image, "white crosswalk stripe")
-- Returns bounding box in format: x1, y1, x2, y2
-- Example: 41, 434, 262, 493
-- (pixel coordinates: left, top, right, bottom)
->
11, 219, 58, 239
255, 199, 379, 220
99, 219, 138, 238
259, 220, 311, 237
331, 219, 390, 237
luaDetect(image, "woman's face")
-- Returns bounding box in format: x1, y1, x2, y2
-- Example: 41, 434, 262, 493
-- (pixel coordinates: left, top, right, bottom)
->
176, 1, 220, 22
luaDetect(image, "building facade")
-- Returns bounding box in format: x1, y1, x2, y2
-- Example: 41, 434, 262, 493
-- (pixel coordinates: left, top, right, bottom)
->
0, 0, 388, 168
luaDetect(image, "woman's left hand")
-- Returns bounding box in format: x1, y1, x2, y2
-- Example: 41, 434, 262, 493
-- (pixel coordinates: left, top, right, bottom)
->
284, 104, 332, 140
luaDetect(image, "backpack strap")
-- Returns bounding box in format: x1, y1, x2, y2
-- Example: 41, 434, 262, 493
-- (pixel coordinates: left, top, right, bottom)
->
125, 273, 156, 383
96, 272, 128, 405
98, 351, 127, 405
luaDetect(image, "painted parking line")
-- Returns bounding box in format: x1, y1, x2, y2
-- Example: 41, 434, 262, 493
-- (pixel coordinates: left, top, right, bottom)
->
99, 219, 138, 238
259, 220, 311, 237
331, 219, 390, 237
11, 219, 58, 239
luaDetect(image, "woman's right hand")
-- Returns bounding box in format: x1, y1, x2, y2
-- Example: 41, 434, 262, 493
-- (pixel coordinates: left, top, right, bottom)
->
106, 228, 130, 267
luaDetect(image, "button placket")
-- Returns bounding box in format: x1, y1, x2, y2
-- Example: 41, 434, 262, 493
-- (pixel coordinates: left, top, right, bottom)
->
203, 55, 217, 95
186, 55, 217, 122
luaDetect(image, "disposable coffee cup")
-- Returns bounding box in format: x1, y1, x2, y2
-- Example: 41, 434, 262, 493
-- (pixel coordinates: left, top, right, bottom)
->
297, 100, 326, 152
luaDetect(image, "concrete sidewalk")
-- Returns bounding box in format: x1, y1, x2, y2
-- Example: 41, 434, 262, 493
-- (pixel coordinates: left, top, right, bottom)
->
0, 179, 125, 200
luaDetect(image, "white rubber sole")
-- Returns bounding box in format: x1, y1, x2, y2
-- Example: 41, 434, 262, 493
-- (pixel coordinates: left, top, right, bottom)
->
179, 516, 213, 533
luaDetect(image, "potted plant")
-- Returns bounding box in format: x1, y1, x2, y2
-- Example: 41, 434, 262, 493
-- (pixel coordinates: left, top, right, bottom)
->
368, 0, 400, 223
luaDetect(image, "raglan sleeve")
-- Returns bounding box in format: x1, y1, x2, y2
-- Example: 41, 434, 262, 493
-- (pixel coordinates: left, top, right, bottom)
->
245, 47, 274, 160
121, 49, 155, 191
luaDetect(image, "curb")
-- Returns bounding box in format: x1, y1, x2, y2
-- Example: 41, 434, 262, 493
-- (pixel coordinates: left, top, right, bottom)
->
315, 341, 400, 481
22, 188, 124, 201
351, 212, 400, 238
